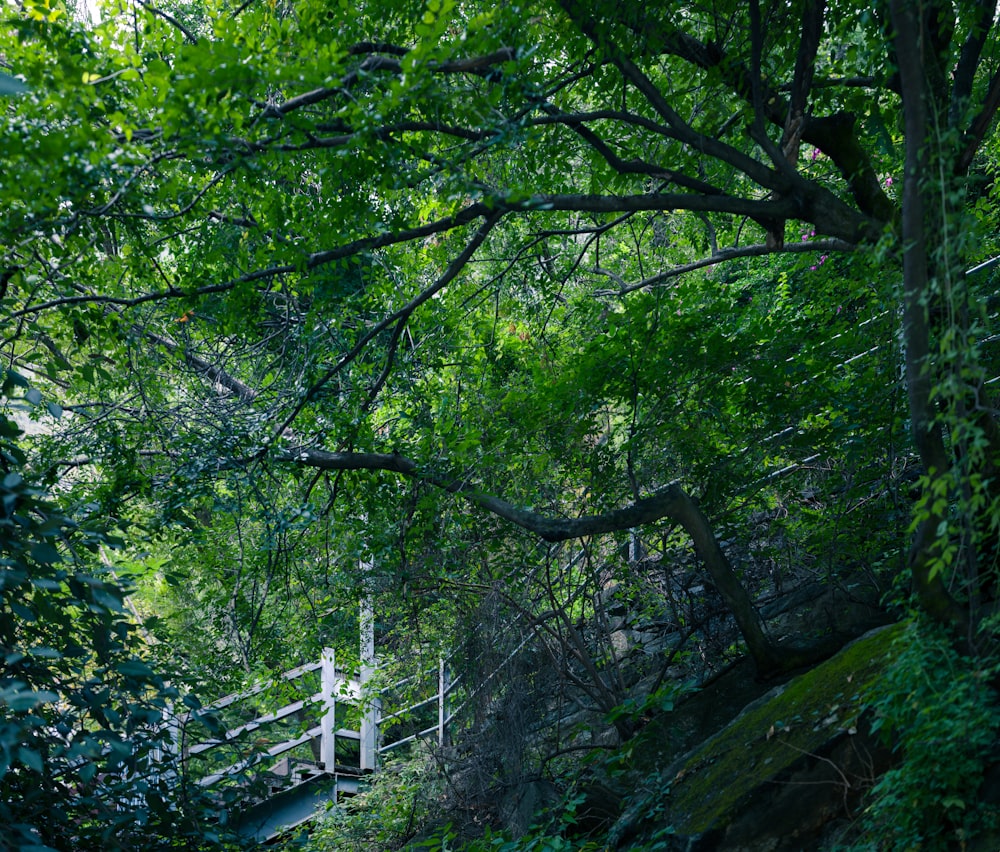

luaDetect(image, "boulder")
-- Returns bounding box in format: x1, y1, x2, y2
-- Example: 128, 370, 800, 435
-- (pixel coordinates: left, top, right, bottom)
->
612, 624, 903, 850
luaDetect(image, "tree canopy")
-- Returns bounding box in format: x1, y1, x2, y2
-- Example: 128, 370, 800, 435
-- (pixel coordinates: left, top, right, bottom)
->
4, 0, 1000, 847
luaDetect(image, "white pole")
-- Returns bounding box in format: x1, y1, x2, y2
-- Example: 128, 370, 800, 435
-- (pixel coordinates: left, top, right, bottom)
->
320, 648, 337, 772
438, 658, 447, 747
359, 568, 379, 772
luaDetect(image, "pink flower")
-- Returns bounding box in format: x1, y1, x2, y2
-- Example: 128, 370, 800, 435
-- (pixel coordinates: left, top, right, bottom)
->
809, 253, 829, 272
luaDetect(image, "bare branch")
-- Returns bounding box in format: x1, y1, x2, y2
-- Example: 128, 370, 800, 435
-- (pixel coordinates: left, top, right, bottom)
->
270, 211, 504, 440
146, 329, 259, 403
134, 0, 198, 44
599, 238, 855, 297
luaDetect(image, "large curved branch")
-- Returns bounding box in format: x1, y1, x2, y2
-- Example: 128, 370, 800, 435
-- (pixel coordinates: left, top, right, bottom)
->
279, 446, 782, 672
281, 447, 667, 537
276, 447, 666, 537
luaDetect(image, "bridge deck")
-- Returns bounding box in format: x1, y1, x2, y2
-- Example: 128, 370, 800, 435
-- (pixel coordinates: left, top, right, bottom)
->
233, 766, 365, 842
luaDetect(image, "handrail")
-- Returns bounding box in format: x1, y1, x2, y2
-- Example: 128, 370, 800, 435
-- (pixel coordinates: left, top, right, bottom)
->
198, 725, 324, 788
186, 692, 322, 756
379, 723, 444, 754
204, 660, 323, 712
179, 647, 431, 803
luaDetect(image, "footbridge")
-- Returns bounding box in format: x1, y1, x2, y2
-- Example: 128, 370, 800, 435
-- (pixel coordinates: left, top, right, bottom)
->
167, 650, 457, 843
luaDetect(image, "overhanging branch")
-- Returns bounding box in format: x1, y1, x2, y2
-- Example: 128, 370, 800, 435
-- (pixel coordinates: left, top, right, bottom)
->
278, 445, 783, 672
596, 238, 855, 296
290, 447, 698, 541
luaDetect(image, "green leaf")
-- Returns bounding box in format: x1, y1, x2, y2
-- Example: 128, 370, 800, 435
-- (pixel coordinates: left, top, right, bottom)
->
30, 542, 61, 564
29, 647, 62, 659
3, 370, 27, 388
116, 660, 156, 679
17, 747, 43, 773
0, 688, 58, 712
90, 587, 124, 611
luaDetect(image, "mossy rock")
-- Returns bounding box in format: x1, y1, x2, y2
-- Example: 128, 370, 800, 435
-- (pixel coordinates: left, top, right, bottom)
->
613, 623, 903, 849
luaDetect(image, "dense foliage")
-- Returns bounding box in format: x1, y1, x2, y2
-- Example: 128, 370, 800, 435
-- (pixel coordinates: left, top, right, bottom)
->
862, 621, 1000, 850
0, 388, 229, 850
4, 0, 1000, 847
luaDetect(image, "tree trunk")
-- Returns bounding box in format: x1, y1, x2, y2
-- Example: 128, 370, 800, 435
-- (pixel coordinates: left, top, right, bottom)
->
891, 0, 970, 634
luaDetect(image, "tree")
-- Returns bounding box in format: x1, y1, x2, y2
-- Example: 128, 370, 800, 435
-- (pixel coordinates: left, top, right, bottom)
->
3, 0, 1000, 683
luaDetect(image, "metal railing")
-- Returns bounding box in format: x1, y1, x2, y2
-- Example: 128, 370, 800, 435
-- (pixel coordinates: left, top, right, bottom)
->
151, 645, 458, 840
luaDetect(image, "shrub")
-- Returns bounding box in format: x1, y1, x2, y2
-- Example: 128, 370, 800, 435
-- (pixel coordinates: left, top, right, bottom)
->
854, 619, 1000, 850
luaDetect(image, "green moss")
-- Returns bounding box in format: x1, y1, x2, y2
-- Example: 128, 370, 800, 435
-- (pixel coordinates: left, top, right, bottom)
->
659, 624, 903, 834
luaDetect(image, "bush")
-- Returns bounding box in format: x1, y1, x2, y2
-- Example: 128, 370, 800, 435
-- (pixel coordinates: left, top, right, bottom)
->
0, 396, 226, 851
853, 619, 1000, 850
304, 742, 447, 851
